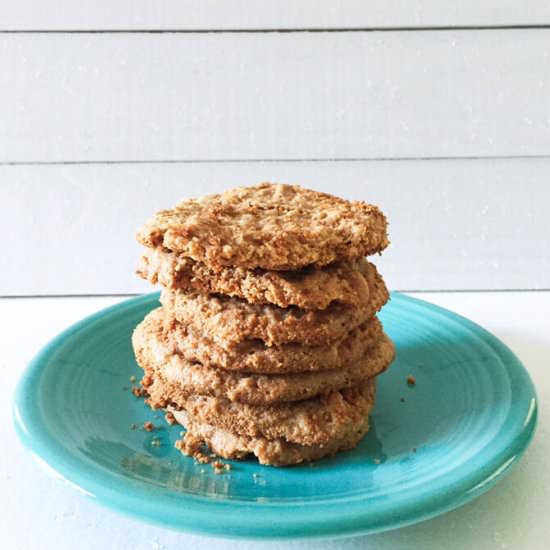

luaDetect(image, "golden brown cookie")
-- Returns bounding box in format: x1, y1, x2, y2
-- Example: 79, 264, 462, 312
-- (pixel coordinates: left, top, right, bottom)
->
133, 310, 394, 404
147, 378, 376, 446
137, 247, 372, 311
161, 262, 389, 347
135, 307, 384, 374
137, 183, 389, 270
172, 409, 371, 466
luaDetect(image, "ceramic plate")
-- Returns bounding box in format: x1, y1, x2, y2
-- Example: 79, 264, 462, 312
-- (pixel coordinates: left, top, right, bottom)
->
13, 293, 537, 539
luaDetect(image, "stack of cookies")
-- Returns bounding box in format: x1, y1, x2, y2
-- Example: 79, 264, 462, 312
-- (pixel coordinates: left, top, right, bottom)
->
132, 183, 394, 466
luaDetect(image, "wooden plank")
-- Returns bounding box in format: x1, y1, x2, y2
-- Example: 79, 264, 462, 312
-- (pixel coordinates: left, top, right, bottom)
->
1, 157, 549, 295
1, 1, 550, 31
1, 31, 549, 163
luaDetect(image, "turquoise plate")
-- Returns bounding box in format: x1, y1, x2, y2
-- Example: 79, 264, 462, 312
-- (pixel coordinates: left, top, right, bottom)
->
14, 293, 537, 540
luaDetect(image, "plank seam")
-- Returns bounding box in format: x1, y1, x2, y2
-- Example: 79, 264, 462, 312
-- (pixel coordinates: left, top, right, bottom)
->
1, 25, 550, 34
1, 154, 550, 167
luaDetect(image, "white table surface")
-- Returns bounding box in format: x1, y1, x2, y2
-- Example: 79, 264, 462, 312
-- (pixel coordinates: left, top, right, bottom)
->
2, 291, 548, 550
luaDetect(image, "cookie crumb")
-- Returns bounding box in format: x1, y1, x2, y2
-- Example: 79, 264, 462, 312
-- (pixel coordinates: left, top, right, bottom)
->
143, 421, 154, 432
132, 386, 148, 398
164, 411, 177, 425
407, 375, 416, 387
176, 438, 211, 464
129, 375, 136, 383
212, 461, 225, 474
195, 453, 210, 464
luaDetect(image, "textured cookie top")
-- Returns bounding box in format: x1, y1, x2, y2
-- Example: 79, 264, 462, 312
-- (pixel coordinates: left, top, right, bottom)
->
137, 183, 389, 270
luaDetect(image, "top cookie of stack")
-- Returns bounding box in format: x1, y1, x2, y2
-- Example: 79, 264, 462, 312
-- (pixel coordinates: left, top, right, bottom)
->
133, 182, 393, 466
137, 182, 388, 309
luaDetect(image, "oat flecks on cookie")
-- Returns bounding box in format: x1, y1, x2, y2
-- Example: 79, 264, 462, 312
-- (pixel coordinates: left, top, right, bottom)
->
137, 183, 389, 270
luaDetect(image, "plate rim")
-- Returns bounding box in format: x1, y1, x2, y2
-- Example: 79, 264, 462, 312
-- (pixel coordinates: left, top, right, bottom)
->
13, 292, 538, 540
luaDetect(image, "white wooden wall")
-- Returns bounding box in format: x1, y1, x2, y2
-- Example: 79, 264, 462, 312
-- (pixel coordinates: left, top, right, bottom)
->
1, 3, 549, 295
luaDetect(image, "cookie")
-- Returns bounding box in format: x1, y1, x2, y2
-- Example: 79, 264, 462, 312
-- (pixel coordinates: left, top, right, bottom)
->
161, 262, 388, 347
138, 247, 372, 310
135, 307, 384, 374
137, 183, 389, 270
133, 310, 394, 403
172, 409, 371, 466
146, 377, 376, 446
